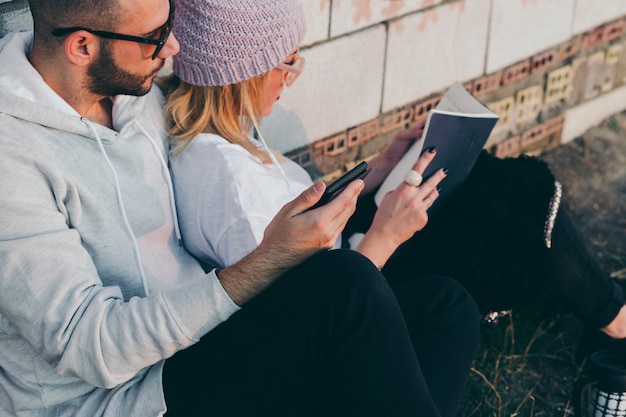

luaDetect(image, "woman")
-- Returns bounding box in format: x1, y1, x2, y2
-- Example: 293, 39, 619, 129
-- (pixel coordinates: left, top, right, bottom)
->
165, 0, 626, 347
162, 2, 483, 417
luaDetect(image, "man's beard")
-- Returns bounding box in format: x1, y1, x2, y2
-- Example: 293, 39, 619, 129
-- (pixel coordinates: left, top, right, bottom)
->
86, 41, 164, 97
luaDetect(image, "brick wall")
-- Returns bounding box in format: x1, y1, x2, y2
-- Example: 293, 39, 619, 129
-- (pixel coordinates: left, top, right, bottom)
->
262, 0, 626, 180
2, 0, 626, 181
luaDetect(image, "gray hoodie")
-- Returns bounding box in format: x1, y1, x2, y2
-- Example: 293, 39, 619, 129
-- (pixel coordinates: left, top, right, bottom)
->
0, 32, 239, 417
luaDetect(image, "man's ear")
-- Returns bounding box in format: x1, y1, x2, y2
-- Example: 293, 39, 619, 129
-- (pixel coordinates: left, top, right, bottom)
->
62, 31, 99, 66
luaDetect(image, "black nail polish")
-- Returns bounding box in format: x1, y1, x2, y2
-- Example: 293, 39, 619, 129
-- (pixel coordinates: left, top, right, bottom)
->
427, 146, 436, 153
443, 167, 449, 175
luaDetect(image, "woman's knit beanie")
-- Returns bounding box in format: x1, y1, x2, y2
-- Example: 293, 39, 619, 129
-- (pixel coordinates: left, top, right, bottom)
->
173, 0, 306, 87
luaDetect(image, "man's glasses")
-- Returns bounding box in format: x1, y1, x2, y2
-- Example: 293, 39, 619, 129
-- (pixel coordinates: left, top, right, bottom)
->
276, 54, 305, 86
51, 0, 175, 60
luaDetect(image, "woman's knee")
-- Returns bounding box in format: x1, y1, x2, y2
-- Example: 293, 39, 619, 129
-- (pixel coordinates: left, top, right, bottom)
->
394, 275, 481, 334
429, 276, 480, 326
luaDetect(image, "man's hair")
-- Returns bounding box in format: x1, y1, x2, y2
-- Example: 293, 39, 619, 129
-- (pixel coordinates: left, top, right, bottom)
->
28, 0, 118, 41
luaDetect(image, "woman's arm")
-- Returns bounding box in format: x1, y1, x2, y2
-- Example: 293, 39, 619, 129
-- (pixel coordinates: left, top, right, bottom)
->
355, 148, 446, 269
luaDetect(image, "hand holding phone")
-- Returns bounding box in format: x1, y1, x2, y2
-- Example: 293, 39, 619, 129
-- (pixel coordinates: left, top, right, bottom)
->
308, 161, 371, 211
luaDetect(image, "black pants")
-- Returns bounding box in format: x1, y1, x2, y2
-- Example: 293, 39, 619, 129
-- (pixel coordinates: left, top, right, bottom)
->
548, 207, 624, 328
163, 250, 480, 417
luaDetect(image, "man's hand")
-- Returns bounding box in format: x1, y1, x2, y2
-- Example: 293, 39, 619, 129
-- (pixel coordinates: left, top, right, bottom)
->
217, 179, 363, 305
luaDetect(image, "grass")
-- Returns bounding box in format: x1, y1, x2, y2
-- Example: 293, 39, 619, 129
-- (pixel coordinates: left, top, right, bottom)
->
606, 116, 621, 133
460, 307, 586, 417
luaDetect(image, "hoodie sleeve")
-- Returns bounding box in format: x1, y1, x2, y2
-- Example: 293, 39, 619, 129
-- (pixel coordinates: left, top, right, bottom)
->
0, 138, 238, 389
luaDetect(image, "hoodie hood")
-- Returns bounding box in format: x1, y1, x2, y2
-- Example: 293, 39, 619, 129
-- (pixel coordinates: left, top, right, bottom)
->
0, 31, 150, 144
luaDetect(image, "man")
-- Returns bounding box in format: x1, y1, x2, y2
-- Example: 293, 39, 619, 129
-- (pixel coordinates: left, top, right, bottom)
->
0, 0, 480, 416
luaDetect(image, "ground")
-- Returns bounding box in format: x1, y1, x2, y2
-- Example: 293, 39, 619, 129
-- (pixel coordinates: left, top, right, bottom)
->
458, 110, 626, 417
545, 112, 626, 278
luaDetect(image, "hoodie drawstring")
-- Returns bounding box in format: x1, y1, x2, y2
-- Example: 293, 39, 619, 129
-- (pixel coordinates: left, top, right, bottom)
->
136, 122, 183, 244
81, 117, 150, 296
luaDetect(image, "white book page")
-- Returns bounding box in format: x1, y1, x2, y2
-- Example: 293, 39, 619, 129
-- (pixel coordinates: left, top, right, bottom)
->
374, 82, 497, 207
437, 82, 497, 116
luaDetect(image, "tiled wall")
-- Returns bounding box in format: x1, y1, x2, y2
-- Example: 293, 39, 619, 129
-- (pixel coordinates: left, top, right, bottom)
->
3, 0, 626, 181
264, 0, 626, 180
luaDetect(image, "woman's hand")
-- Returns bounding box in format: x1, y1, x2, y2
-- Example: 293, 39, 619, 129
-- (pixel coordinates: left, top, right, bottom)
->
355, 147, 445, 269
361, 122, 426, 193
383, 122, 426, 168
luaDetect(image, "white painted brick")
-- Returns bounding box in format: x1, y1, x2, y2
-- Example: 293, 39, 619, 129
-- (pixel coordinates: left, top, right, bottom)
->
262, 26, 386, 152
382, 0, 490, 113
301, 0, 330, 47
562, 85, 626, 143
330, 0, 444, 38
572, 0, 626, 34
487, 0, 575, 74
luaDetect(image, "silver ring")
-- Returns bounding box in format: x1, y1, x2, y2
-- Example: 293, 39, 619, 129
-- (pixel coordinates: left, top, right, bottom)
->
403, 170, 423, 187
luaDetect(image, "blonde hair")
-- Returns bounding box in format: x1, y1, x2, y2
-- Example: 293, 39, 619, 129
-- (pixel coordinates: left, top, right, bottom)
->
164, 73, 272, 163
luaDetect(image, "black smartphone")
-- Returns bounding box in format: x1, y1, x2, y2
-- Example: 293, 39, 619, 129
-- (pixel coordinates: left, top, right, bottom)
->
308, 161, 371, 211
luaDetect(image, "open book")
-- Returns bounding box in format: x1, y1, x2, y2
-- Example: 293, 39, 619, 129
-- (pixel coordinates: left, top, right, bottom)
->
374, 82, 499, 210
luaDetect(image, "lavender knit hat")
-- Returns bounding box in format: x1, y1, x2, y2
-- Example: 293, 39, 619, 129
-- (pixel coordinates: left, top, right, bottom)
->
173, 0, 306, 87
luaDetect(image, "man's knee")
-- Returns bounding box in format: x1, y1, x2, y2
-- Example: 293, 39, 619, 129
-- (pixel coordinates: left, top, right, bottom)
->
278, 249, 401, 320
289, 249, 383, 290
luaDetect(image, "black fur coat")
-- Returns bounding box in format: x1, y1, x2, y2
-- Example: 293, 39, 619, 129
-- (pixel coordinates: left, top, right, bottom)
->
349, 151, 559, 313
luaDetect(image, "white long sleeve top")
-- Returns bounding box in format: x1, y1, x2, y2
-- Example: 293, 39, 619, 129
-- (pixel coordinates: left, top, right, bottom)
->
170, 133, 316, 269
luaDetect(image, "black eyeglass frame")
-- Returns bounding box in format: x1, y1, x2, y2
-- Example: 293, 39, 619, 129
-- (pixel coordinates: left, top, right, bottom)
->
51, 0, 175, 60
